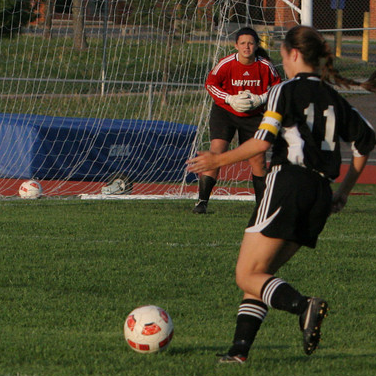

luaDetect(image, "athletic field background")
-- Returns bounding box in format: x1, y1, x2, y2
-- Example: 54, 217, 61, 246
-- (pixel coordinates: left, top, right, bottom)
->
1, 183, 375, 376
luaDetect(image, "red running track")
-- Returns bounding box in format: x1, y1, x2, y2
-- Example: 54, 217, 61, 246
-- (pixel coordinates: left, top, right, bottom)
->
0, 163, 374, 197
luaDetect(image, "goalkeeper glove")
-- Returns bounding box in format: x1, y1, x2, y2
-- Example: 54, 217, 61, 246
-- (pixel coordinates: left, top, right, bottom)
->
239, 90, 266, 109
225, 93, 252, 112
248, 93, 265, 108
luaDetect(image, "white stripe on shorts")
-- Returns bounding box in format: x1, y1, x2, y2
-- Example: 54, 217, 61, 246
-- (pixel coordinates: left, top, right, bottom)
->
245, 165, 281, 233
257, 165, 281, 223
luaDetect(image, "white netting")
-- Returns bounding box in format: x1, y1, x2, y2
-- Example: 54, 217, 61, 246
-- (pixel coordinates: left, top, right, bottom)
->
0, 0, 300, 198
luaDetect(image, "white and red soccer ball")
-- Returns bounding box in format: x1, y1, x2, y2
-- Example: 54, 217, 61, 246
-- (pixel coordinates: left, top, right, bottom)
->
124, 305, 174, 354
18, 180, 43, 199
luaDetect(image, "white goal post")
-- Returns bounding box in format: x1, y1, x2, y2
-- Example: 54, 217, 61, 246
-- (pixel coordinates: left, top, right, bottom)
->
281, 0, 312, 26
0, 0, 305, 199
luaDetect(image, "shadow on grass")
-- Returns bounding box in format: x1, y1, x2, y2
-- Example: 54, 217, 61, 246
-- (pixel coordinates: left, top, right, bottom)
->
168, 343, 289, 356
170, 342, 376, 363
252, 348, 376, 365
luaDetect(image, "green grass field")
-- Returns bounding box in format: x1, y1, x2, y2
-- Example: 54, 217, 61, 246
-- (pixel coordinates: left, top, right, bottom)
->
1, 187, 376, 376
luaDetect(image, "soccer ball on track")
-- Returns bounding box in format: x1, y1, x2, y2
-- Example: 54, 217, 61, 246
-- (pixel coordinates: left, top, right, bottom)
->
18, 180, 43, 199
124, 305, 174, 354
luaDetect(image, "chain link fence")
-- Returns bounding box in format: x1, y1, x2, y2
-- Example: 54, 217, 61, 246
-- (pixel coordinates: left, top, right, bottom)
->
314, 0, 376, 84
1, 1, 375, 111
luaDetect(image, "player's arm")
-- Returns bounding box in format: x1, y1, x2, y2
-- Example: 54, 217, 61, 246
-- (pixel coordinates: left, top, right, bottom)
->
205, 59, 234, 105
332, 104, 376, 213
186, 138, 270, 173
187, 108, 277, 173
331, 155, 369, 213
187, 88, 283, 173
205, 70, 228, 104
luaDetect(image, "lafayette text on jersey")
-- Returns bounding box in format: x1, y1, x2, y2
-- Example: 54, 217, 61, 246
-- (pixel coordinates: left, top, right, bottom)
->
206, 53, 281, 117
255, 73, 376, 180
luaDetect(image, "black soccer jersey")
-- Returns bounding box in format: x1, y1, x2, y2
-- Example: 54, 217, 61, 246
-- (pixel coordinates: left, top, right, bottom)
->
255, 73, 376, 180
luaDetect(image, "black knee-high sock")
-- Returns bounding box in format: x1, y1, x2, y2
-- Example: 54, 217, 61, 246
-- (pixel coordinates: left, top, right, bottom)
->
252, 174, 266, 205
261, 277, 309, 315
228, 299, 268, 357
198, 175, 216, 202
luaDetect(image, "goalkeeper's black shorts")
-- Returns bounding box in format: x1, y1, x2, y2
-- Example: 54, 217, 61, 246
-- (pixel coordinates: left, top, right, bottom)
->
209, 104, 262, 144
246, 164, 332, 248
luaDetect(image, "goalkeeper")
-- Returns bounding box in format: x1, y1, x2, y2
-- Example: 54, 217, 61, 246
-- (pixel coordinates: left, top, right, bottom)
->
193, 27, 281, 214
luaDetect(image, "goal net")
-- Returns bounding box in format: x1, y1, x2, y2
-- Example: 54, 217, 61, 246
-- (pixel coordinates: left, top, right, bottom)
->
0, 0, 301, 199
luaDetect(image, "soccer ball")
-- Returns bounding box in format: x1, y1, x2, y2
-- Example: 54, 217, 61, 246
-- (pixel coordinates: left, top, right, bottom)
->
18, 180, 43, 199
124, 305, 174, 354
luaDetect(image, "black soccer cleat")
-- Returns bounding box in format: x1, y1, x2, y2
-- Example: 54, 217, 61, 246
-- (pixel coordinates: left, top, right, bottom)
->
192, 200, 207, 214
217, 353, 247, 364
299, 297, 328, 355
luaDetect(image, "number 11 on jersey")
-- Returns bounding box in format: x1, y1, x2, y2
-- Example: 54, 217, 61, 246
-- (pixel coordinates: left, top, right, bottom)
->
304, 103, 336, 151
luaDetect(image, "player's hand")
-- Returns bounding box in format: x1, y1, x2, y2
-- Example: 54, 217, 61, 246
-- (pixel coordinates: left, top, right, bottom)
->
237, 91, 265, 109
225, 93, 252, 112
238, 90, 251, 96
331, 191, 348, 214
248, 93, 264, 108
186, 151, 219, 173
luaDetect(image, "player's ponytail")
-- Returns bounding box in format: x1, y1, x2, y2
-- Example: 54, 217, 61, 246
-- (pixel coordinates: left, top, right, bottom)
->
361, 70, 376, 93
321, 40, 376, 92
284, 25, 376, 93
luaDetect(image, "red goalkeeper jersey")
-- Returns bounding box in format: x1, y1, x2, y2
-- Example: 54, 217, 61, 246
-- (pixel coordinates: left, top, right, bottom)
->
205, 53, 281, 117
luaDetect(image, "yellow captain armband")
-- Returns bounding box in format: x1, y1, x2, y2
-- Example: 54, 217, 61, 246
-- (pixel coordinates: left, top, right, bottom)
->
259, 111, 282, 136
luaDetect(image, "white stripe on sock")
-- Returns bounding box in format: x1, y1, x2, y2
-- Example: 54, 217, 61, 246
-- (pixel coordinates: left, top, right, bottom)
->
238, 303, 268, 321
262, 278, 286, 308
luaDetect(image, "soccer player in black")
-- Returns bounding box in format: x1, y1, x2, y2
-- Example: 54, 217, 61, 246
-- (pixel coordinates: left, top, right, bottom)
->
187, 25, 376, 363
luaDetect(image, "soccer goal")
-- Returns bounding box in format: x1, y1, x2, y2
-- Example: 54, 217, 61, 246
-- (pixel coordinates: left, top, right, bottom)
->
0, 0, 306, 199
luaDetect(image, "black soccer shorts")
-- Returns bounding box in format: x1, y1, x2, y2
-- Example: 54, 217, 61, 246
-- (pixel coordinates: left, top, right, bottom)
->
246, 164, 333, 248
209, 104, 262, 144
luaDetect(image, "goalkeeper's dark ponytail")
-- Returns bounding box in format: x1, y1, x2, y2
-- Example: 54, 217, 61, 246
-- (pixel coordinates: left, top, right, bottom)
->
255, 46, 271, 61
